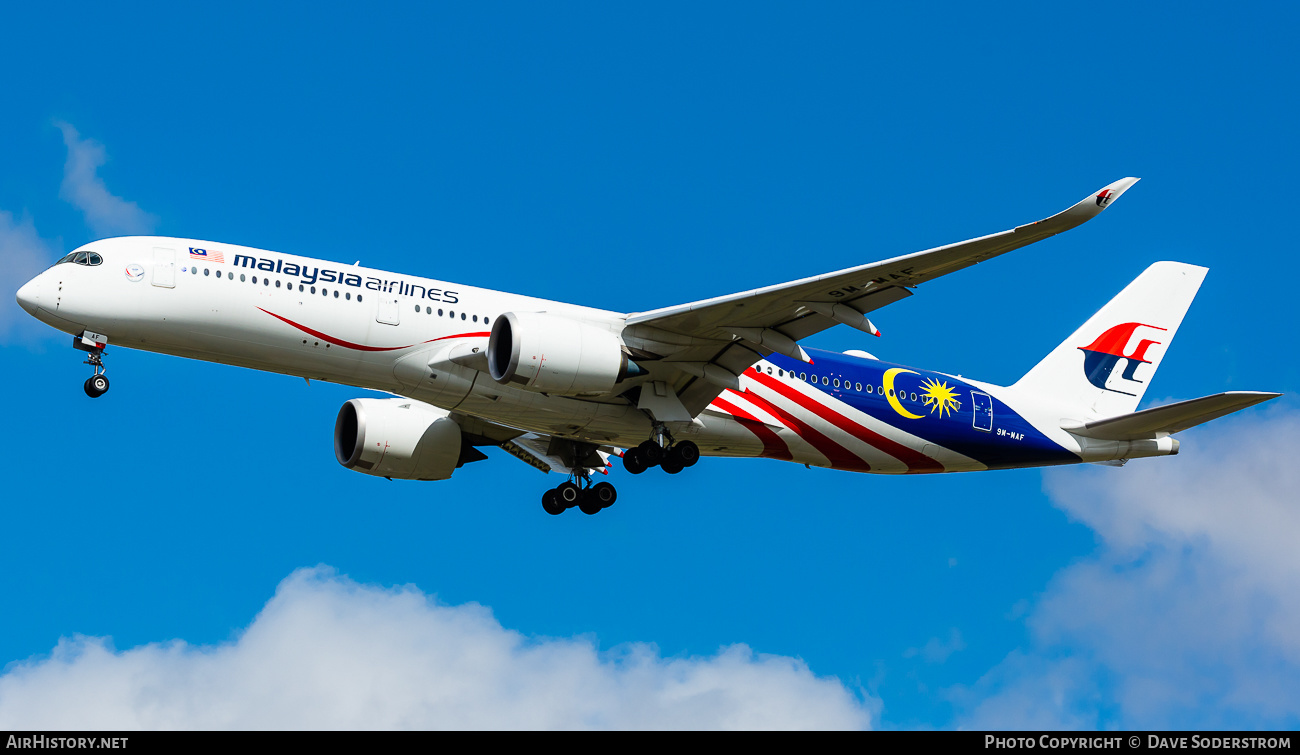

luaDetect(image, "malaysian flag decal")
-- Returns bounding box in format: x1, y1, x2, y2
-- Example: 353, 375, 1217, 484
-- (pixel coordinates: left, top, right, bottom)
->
189, 247, 225, 263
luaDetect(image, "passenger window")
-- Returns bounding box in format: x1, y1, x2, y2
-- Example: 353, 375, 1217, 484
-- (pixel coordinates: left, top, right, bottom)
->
357, 295, 363, 302
414, 304, 420, 313
461, 313, 466, 320
346, 293, 351, 300
426, 306, 431, 314
800, 372, 806, 380
333, 290, 338, 297
833, 379, 840, 388
204, 268, 210, 276
240, 274, 246, 282
855, 382, 862, 391
766, 366, 773, 375
275, 280, 280, 288
866, 384, 874, 393
310, 286, 316, 294
473, 315, 478, 323
822, 377, 829, 385
252, 276, 257, 284
911, 392, 917, 402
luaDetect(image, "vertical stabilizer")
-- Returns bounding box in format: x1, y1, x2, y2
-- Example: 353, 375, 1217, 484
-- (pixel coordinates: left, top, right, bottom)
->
1012, 262, 1207, 418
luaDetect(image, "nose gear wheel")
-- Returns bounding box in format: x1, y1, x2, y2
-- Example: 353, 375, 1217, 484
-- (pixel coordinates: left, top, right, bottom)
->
84, 374, 110, 398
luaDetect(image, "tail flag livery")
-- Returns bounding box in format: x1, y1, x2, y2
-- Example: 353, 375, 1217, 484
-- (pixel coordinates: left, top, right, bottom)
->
1013, 262, 1207, 418
1078, 321, 1168, 396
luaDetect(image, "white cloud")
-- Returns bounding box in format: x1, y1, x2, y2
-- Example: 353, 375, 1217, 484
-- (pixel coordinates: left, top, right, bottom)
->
0, 210, 59, 341
956, 405, 1300, 729
55, 121, 157, 237
0, 566, 873, 730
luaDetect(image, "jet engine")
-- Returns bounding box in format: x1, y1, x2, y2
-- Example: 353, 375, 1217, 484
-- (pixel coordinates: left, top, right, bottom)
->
488, 311, 643, 395
334, 398, 473, 481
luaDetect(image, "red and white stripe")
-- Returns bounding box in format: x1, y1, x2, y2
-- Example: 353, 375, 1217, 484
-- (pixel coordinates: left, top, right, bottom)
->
707, 364, 976, 474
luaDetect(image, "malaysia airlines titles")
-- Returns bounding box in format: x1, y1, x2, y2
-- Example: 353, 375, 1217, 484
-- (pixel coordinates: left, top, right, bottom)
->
229, 252, 459, 303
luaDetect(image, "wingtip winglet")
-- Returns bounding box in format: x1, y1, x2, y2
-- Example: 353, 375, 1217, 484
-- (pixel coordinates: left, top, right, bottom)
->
1049, 177, 1140, 225
1088, 176, 1140, 212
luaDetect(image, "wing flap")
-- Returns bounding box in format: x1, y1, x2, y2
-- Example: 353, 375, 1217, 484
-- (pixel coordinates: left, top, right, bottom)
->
502, 433, 615, 475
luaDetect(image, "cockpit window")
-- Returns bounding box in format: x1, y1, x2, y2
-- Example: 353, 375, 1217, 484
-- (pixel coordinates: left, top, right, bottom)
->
53, 251, 103, 267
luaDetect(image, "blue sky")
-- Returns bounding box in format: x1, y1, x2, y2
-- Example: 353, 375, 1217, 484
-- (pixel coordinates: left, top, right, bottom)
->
1, 2, 1297, 729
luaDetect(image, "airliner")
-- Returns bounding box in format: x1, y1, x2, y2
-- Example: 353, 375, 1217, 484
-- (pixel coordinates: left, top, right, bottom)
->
15, 178, 1279, 515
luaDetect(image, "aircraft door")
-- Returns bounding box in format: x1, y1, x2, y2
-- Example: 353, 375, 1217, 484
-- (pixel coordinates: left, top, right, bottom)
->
376, 295, 400, 325
971, 390, 993, 432
152, 247, 176, 288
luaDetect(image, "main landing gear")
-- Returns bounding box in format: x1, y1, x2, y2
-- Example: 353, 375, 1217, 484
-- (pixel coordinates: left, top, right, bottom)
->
622, 439, 699, 475
74, 333, 110, 398
533, 432, 697, 517
541, 477, 618, 516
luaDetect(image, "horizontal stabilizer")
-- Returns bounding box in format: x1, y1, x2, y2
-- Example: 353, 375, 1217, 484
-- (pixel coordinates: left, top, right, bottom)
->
1062, 391, 1281, 440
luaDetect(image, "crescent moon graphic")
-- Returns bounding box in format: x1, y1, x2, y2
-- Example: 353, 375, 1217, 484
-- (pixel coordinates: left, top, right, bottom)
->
883, 368, 925, 420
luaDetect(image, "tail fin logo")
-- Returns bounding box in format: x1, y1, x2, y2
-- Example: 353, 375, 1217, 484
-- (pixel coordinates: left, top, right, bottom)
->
1096, 189, 1115, 208
1077, 322, 1168, 396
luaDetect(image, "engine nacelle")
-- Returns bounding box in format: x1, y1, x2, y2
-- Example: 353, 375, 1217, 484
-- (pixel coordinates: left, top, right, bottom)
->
488, 311, 639, 395
334, 398, 463, 481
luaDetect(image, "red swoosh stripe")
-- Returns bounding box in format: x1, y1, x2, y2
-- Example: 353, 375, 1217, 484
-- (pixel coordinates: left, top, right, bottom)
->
734, 388, 872, 472
748, 369, 942, 473
710, 396, 793, 461
258, 308, 489, 352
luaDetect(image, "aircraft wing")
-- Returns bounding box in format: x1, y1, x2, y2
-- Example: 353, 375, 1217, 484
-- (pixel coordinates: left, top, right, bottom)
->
621, 177, 1140, 416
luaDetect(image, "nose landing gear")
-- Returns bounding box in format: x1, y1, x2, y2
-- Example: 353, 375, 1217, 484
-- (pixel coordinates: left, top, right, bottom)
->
74, 332, 110, 398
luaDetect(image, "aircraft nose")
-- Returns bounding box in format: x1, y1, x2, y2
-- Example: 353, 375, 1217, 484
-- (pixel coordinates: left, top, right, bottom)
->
15, 275, 42, 316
